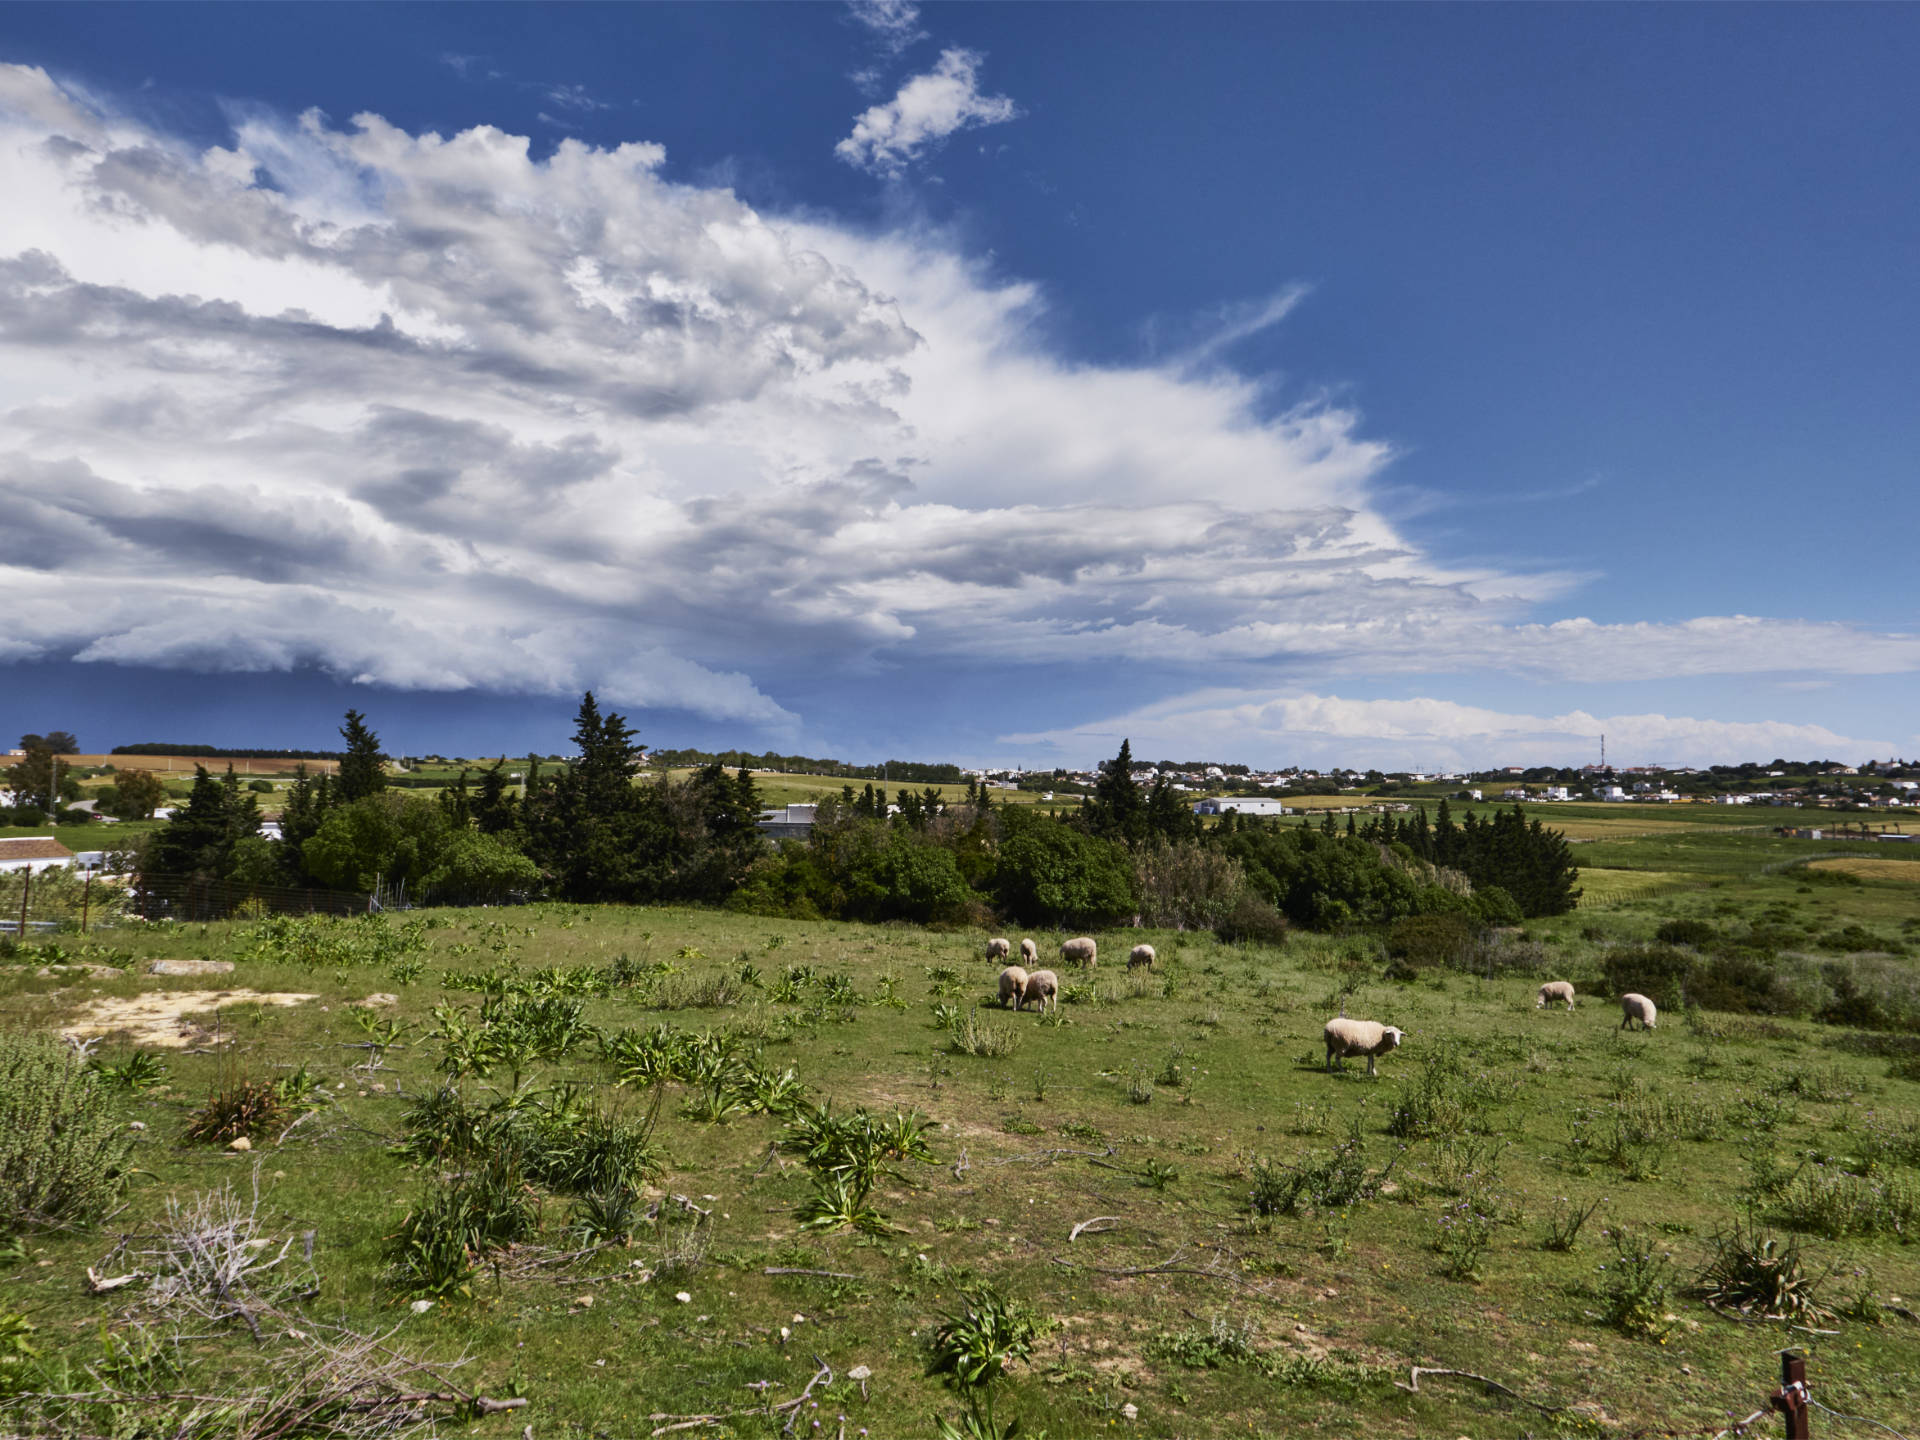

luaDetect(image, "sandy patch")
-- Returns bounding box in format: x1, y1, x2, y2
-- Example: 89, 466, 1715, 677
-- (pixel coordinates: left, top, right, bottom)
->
1809, 857, 1920, 883
61, 988, 318, 1049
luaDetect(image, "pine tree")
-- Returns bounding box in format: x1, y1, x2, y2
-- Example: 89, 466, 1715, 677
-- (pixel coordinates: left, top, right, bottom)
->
1087, 739, 1146, 845
336, 710, 386, 801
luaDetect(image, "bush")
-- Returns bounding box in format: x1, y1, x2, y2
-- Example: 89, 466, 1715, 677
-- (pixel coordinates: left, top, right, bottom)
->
1656, 918, 1717, 947
1602, 944, 1695, 1011
1597, 1227, 1677, 1339
1214, 891, 1290, 947
387, 1154, 539, 1297
1689, 1219, 1833, 1324
1819, 955, 1920, 1032
1385, 914, 1474, 972
0, 1032, 134, 1233
1688, 952, 1820, 1017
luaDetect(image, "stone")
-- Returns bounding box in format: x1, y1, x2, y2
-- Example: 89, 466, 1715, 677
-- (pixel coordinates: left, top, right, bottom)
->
228, 1136, 252, 1152
148, 959, 235, 976
1121, 1404, 1139, 1422
847, 1366, 871, 1382
410, 1300, 434, 1314
127, 1121, 147, 1131
674, 1291, 692, 1304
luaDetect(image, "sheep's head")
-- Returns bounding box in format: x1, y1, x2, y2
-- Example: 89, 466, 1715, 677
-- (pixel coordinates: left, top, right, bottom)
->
1379, 1026, 1405, 1054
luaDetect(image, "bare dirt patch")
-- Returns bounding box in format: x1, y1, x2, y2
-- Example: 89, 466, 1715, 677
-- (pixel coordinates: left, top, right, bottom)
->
60, 988, 318, 1048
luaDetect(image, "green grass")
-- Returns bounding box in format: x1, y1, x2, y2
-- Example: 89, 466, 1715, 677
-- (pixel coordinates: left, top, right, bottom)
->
3, 824, 1918, 1438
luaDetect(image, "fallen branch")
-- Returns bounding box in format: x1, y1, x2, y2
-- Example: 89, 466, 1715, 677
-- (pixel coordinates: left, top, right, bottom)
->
762, 1267, 856, 1280
1068, 1218, 1121, 1243
988, 1145, 1116, 1166
1393, 1365, 1567, 1415
85, 1266, 143, 1294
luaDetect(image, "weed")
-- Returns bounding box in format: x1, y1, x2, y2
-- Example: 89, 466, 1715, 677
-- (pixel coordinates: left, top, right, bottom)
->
1596, 1227, 1677, 1339
1387, 1041, 1515, 1138
89, 1049, 169, 1093
1150, 1313, 1262, 1369
949, 1007, 1023, 1058
796, 1172, 896, 1235
0, 1033, 135, 1234
1540, 1196, 1604, 1252
1432, 1195, 1497, 1281
569, 1185, 640, 1245
1124, 1064, 1155, 1105
1689, 1219, 1833, 1324
183, 1072, 297, 1146
1155, 1045, 1191, 1089
387, 1154, 539, 1298
1772, 1167, 1920, 1239
927, 1283, 1042, 1390
1139, 1159, 1178, 1190
1246, 1118, 1395, 1216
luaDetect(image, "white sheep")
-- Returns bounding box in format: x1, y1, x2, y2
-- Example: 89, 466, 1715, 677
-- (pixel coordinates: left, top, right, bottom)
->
1061, 936, 1098, 969
997, 965, 1029, 1009
985, 937, 1012, 963
1323, 1017, 1406, 1076
1018, 938, 1038, 966
1128, 943, 1156, 971
1020, 968, 1059, 1013
1536, 980, 1577, 1011
1620, 993, 1658, 1031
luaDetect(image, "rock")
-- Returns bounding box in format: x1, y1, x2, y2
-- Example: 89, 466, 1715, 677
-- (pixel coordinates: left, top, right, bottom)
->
674, 1291, 692, 1304
847, 1366, 871, 1382
127, 1121, 147, 1131
229, 1136, 252, 1152
148, 959, 235, 976
1121, 1404, 1139, 1422
357, 994, 399, 1007
410, 1300, 434, 1314
572, 1294, 594, 1309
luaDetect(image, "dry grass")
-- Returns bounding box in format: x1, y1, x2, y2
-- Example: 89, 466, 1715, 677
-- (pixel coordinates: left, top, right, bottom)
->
1808, 857, 1920, 883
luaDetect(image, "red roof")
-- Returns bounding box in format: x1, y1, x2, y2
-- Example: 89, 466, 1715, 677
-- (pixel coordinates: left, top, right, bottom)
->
0, 836, 76, 862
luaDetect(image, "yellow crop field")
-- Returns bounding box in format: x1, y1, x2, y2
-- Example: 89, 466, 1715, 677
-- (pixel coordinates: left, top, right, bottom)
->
1574, 867, 1698, 906
1809, 857, 1920, 883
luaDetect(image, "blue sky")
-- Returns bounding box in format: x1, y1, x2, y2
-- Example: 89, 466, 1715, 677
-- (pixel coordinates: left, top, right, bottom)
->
1, 3, 1915, 769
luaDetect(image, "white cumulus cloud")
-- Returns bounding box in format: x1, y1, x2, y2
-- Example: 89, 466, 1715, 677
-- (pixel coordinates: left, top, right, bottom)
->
0, 60, 1912, 749
1003, 691, 1891, 771
835, 48, 1018, 176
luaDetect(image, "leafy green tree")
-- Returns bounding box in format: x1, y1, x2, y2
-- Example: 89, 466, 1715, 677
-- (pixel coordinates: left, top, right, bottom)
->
472, 760, 519, 835
4, 746, 62, 813
17, 731, 77, 754
993, 810, 1136, 928
301, 792, 449, 896
101, 767, 168, 820
335, 709, 387, 802
1145, 776, 1197, 843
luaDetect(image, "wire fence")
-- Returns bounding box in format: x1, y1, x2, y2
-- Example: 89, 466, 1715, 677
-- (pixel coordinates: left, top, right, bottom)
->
1, 867, 373, 936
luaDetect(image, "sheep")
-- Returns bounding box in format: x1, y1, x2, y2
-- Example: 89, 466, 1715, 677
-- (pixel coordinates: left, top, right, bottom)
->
1128, 943, 1156, 971
985, 937, 1012, 963
1323, 1017, 1406, 1076
1061, 936, 1098, 969
1620, 993, 1658, 1031
1536, 980, 1577, 1011
1018, 938, 1038, 966
1020, 968, 1059, 1013
997, 965, 1029, 1009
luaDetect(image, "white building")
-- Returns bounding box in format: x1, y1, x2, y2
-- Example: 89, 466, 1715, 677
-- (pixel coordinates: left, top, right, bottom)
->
754, 804, 818, 841
0, 836, 77, 874
1191, 797, 1291, 817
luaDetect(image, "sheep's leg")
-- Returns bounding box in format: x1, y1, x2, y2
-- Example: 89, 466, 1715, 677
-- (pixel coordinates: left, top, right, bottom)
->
1366, 1054, 1376, 1077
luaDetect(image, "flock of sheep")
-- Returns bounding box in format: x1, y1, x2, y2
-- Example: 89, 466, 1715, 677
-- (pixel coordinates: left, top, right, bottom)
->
986, 935, 1154, 1015
980, 936, 1660, 1073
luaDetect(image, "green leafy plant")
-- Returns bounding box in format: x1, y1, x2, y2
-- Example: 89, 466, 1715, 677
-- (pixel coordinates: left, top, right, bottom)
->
1689, 1219, 1833, 1324
1432, 1196, 1496, 1281
1596, 1227, 1677, 1339
89, 1050, 168, 1094
1540, 1196, 1604, 1252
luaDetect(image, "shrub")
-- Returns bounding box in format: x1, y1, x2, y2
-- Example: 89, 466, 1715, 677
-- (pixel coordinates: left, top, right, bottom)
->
183, 1072, 298, 1146
1213, 891, 1290, 947
947, 1007, 1022, 1058
1655, 918, 1717, 947
1432, 1196, 1497, 1281
1601, 943, 1695, 1011
0, 1032, 135, 1233
927, 1283, 1041, 1391
1386, 913, 1475, 973
387, 1154, 539, 1297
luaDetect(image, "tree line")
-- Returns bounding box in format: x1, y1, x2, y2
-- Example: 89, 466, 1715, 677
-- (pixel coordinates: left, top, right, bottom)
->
127, 701, 1580, 935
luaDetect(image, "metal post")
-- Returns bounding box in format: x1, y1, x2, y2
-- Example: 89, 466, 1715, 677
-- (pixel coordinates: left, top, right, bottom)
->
1771, 1350, 1811, 1440
17, 867, 29, 939
80, 866, 92, 934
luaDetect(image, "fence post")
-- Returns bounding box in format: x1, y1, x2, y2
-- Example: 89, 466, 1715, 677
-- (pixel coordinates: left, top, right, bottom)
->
15, 867, 29, 939
1770, 1349, 1811, 1439
80, 866, 92, 934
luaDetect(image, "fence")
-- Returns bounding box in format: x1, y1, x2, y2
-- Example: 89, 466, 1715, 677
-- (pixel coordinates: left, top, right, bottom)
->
2, 866, 374, 936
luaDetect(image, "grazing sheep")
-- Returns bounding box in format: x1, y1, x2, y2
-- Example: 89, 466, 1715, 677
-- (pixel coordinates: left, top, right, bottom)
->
1061, 937, 1098, 969
1128, 944, 1156, 971
1620, 993, 1658, 1031
985, 938, 1012, 963
1323, 1017, 1406, 1076
997, 965, 1029, 1009
1019, 938, 1038, 966
1536, 980, 1577, 1011
1020, 968, 1059, 1013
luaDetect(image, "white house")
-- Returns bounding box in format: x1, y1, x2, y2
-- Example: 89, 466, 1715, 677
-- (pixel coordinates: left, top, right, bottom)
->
1597, 786, 1629, 802
1544, 786, 1572, 801
0, 836, 77, 874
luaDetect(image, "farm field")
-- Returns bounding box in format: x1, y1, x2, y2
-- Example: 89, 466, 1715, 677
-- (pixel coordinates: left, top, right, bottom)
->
3, 813, 1919, 1439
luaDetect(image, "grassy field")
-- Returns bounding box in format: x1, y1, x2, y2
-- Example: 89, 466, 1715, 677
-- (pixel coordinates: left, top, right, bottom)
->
3, 819, 1919, 1439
